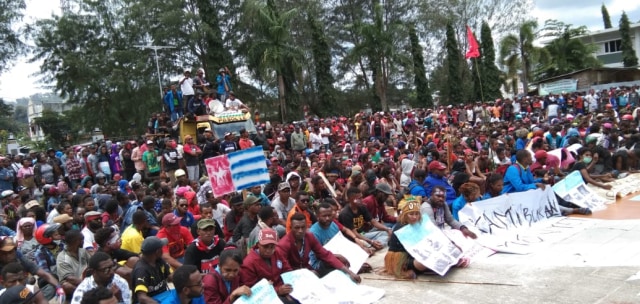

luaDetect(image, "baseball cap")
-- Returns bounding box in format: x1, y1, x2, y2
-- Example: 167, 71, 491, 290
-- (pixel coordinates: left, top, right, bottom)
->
224, 132, 232, 137
204, 128, 212, 133
25, 200, 40, 209
162, 213, 182, 226
84, 211, 102, 221
278, 182, 291, 192
197, 219, 216, 230
534, 150, 548, 160
258, 228, 278, 245
0, 285, 38, 304
243, 196, 262, 208
0, 236, 16, 251
147, 140, 154, 145
1, 190, 14, 199
141, 236, 168, 254
375, 183, 393, 195
428, 161, 446, 171
175, 169, 186, 177
53, 214, 74, 224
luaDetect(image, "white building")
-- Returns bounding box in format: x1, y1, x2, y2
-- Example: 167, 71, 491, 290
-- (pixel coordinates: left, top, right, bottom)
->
27, 94, 74, 141
578, 22, 640, 68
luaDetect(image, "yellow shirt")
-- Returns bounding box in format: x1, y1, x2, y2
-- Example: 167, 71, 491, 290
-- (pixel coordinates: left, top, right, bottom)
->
121, 225, 144, 254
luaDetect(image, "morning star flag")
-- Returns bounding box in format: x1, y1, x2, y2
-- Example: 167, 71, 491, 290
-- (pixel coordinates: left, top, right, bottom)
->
205, 146, 270, 197
465, 25, 480, 59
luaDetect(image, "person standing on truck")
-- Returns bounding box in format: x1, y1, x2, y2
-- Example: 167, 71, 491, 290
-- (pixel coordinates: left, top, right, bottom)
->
182, 135, 202, 182
216, 67, 232, 104
179, 69, 194, 115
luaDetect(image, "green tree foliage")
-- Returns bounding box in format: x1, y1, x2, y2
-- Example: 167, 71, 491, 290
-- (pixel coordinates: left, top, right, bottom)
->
480, 21, 502, 101
408, 23, 432, 107
620, 12, 639, 67
536, 20, 601, 79
33, 109, 72, 148
240, 0, 303, 122
194, 0, 235, 76
445, 23, 462, 104
601, 4, 612, 29
0, 0, 26, 74
308, 14, 338, 116
0, 99, 18, 134
499, 20, 538, 96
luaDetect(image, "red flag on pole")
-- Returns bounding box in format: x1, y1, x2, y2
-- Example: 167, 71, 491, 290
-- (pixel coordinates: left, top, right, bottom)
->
465, 25, 480, 59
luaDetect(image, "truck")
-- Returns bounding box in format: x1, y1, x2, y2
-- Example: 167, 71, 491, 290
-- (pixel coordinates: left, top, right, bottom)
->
178, 110, 257, 143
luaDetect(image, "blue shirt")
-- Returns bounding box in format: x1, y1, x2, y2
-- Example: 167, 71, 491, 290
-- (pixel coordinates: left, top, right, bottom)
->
174, 210, 195, 228
0, 168, 14, 192
159, 289, 205, 304
502, 163, 542, 194
423, 174, 457, 205
407, 180, 427, 197
309, 221, 341, 269
451, 195, 467, 221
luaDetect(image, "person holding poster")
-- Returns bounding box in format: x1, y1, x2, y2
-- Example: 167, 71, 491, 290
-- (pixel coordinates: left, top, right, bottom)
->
203, 248, 252, 304
422, 186, 477, 238
276, 213, 361, 282
385, 198, 469, 279
571, 148, 613, 190
239, 228, 297, 304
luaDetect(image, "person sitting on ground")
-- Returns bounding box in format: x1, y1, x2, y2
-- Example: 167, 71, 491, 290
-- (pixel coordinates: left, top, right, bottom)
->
421, 186, 477, 239
94, 227, 139, 283
132, 236, 172, 304
338, 187, 390, 249
120, 211, 150, 254
184, 219, 226, 273
70, 252, 131, 304
202, 248, 252, 304
239, 228, 296, 304
451, 183, 483, 221
33, 223, 63, 299
247, 206, 280, 252
80, 286, 117, 304
161, 264, 205, 304
285, 191, 317, 233
407, 169, 428, 199
0, 284, 48, 304
232, 196, 262, 253
57, 230, 90, 299
81, 211, 104, 253
277, 213, 361, 282
423, 161, 458, 206
271, 182, 296, 227
361, 183, 397, 229
189, 202, 225, 241
0, 263, 49, 304
309, 200, 374, 258
156, 213, 194, 269
223, 195, 245, 241
482, 173, 504, 199
571, 148, 614, 190
385, 198, 470, 279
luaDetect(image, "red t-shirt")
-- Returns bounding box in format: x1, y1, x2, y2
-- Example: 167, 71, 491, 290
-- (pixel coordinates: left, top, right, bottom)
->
156, 226, 194, 258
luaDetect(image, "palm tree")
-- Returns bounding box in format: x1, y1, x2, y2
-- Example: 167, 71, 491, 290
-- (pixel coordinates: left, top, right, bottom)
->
241, 0, 302, 122
499, 21, 538, 95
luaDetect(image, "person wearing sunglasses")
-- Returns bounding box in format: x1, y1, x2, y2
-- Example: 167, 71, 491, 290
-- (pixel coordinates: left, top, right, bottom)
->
69, 252, 131, 304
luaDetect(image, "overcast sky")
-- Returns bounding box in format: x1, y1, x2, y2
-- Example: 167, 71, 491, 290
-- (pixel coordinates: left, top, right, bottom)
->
1, 0, 639, 102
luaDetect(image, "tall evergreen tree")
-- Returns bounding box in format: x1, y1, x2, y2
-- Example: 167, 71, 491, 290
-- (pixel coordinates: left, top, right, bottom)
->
480, 21, 502, 101
308, 14, 337, 116
408, 23, 432, 107
195, 0, 234, 77
601, 4, 612, 29
620, 11, 639, 67
471, 57, 483, 102
445, 23, 462, 104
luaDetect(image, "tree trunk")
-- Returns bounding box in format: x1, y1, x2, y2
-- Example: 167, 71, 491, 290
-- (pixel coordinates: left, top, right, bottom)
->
278, 73, 286, 123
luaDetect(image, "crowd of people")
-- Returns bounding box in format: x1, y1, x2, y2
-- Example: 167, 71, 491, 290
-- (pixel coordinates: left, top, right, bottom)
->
1, 84, 640, 303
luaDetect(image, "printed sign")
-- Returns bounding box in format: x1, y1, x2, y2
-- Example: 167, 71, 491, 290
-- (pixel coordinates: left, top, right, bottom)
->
235, 279, 282, 304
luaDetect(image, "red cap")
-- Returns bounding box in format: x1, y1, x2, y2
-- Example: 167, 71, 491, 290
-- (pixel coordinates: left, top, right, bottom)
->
258, 228, 278, 245
534, 150, 547, 160
428, 161, 446, 171
162, 214, 182, 226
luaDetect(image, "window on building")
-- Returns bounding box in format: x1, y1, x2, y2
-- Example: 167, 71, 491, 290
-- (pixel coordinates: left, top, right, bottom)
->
604, 39, 622, 53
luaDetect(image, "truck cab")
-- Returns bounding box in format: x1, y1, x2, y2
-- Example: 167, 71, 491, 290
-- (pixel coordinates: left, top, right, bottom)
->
178, 110, 257, 143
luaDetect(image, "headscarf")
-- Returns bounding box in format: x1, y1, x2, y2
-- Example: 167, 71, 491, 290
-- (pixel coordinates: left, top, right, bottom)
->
400, 158, 415, 188
118, 180, 129, 193
15, 217, 36, 246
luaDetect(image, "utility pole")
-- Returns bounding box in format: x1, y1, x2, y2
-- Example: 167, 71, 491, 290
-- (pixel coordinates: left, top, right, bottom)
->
134, 45, 175, 99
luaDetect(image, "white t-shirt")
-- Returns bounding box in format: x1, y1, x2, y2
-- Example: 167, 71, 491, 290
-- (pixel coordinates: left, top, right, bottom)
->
226, 98, 244, 109
181, 77, 194, 95
309, 133, 323, 150
212, 204, 231, 228
81, 227, 96, 250
547, 104, 559, 117
586, 94, 598, 112
209, 99, 225, 114
466, 109, 474, 122
319, 127, 331, 145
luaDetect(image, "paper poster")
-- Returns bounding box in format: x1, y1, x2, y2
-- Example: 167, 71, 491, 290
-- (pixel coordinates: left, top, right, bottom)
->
323, 232, 368, 273
442, 229, 495, 262
204, 146, 270, 197
235, 279, 283, 304
395, 217, 462, 276
553, 171, 608, 210
205, 155, 234, 197
459, 187, 561, 235
280, 269, 385, 304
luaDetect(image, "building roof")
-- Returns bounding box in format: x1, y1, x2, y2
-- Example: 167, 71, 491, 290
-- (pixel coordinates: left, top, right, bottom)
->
534, 67, 640, 84
577, 22, 640, 39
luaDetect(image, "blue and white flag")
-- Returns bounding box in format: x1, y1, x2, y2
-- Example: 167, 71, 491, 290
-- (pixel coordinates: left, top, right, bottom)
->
227, 146, 270, 191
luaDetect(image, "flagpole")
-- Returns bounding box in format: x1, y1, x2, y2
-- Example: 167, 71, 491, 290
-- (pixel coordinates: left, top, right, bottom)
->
474, 57, 485, 103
